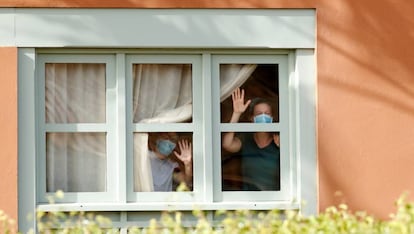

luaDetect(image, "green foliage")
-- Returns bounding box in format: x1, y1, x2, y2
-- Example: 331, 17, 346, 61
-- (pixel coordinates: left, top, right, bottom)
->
0, 209, 17, 234
131, 194, 414, 234
129, 193, 414, 234
2, 192, 414, 233
35, 210, 118, 234
29, 191, 119, 234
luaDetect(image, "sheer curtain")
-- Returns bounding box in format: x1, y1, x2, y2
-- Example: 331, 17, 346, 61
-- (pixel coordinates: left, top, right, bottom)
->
133, 63, 257, 192
44, 62, 257, 193
132, 64, 192, 192
45, 63, 106, 192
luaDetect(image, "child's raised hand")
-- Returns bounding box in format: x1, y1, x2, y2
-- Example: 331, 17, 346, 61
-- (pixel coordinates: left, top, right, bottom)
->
174, 140, 192, 164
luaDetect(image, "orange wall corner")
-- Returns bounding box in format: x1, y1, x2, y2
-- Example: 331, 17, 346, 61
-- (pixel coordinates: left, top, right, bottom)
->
0, 47, 18, 223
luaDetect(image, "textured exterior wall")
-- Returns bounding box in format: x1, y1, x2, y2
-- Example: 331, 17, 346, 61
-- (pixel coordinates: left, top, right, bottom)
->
1, 0, 414, 220
0, 47, 18, 220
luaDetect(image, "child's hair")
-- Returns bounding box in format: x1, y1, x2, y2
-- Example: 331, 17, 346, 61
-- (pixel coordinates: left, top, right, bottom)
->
247, 98, 273, 117
148, 132, 179, 152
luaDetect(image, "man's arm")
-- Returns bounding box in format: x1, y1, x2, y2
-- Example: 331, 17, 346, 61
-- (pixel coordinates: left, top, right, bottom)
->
222, 88, 250, 153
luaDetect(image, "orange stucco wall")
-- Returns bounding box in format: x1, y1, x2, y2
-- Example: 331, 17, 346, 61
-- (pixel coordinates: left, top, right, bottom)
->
1, 0, 414, 221
0, 47, 18, 221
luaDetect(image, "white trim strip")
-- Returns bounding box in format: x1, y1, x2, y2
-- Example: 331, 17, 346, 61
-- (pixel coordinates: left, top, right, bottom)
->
3, 9, 315, 48
37, 201, 300, 212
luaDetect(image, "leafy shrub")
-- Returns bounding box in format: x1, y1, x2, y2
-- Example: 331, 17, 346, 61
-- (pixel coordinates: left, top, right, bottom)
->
0, 209, 17, 233
128, 193, 414, 234
2, 192, 414, 233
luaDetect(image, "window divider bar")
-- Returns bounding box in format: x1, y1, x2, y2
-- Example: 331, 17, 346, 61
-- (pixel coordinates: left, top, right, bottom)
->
201, 53, 214, 202
132, 123, 194, 132
36, 52, 48, 204
219, 123, 281, 132
116, 53, 127, 203
44, 124, 108, 132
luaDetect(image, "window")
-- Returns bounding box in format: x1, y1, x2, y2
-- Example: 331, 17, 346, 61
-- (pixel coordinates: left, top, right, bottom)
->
32, 51, 296, 205
125, 55, 201, 202
211, 55, 292, 202
37, 55, 116, 203
19, 48, 315, 231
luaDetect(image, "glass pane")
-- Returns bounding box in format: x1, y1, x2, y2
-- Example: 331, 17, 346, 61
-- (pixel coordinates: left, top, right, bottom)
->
45, 63, 106, 123
133, 132, 193, 192
221, 132, 280, 191
46, 132, 106, 192
132, 64, 193, 123
220, 64, 279, 123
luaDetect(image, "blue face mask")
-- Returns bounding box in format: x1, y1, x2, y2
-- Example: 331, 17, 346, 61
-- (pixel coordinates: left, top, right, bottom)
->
156, 139, 176, 156
253, 113, 273, 123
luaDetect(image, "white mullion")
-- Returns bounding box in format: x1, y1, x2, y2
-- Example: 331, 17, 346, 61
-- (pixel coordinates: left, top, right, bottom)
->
36, 55, 48, 202
106, 55, 118, 201
211, 55, 222, 202
125, 55, 134, 201
116, 53, 127, 203
288, 51, 298, 202
278, 55, 291, 200
200, 53, 213, 202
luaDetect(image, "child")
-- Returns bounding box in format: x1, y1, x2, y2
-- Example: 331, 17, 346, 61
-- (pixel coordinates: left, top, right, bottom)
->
148, 132, 192, 191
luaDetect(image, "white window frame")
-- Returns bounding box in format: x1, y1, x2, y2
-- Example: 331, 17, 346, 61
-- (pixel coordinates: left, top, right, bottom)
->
19, 48, 316, 232
125, 54, 203, 203
211, 54, 291, 202
33, 52, 300, 204
36, 54, 118, 203
15, 9, 316, 233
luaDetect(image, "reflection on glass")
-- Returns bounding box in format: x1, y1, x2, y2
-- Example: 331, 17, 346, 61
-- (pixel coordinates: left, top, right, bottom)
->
45, 63, 106, 123
132, 64, 193, 123
220, 64, 279, 123
46, 132, 106, 192
221, 132, 280, 191
134, 132, 193, 192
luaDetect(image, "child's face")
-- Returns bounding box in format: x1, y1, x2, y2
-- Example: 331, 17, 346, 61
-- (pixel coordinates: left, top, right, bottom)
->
154, 133, 177, 159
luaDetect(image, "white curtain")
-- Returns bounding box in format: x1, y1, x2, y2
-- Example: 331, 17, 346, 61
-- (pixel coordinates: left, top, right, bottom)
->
133, 63, 257, 192
45, 63, 107, 192
45, 62, 257, 193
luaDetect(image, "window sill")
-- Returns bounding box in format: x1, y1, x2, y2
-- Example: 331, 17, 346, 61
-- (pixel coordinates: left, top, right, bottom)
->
37, 201, 300, 212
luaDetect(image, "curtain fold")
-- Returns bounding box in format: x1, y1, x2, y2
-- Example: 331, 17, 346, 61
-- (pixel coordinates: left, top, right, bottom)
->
220, 64, 257, 102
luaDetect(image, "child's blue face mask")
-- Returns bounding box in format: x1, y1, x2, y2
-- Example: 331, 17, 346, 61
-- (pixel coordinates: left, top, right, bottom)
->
156, 139, 176, 156
253, 113, 273, 123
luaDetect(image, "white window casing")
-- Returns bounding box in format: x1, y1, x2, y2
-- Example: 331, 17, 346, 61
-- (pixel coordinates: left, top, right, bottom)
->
2, 9, 314, 48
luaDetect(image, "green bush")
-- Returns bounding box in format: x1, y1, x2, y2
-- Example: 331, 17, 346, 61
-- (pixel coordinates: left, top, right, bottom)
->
2, 192, 414, 233
130, 194, 414, 234
0, 209, 17, 233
